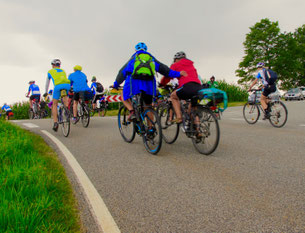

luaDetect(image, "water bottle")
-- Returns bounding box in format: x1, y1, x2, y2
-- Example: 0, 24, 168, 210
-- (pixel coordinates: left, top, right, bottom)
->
97, 99, 101, 109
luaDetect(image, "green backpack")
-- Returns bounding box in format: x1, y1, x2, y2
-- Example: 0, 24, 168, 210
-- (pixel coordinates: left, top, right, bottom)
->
132, 53, 156, 80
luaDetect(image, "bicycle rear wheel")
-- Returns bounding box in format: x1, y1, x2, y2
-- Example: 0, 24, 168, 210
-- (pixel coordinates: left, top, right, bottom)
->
157, 103, 179, 144
142, 108, 162, 155
100, 105, 107, 117
118, 105, 135, 143
81, 105, 90, 128
60, 105, 70, 137
269, 101, 288, 128
192, 107, 220, 155
28, 109, 34, 119
243, 103, 260, 124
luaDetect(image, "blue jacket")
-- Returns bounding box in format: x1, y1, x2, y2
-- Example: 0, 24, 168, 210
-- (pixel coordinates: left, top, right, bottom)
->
115, 51, 181, 100
68, 71, 90, 93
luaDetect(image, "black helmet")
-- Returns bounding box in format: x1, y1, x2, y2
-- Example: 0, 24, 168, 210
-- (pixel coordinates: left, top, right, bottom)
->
91, 76, 97, 82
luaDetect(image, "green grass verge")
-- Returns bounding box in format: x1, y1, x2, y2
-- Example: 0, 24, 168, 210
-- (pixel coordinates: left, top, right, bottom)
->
0, 120, 81, 233
227, 101, 247, 107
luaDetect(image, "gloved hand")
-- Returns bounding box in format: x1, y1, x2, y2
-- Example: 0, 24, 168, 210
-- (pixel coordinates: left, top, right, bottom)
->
112, 81, 119, 89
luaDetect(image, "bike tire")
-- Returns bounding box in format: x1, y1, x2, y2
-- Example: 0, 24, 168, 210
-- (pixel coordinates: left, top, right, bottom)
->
28, 109, 34, 119
243, 102, 260, 124
142, 108, 162, 155
60, 105, 70, 137
81, 105, 90, 128
268, 101, 288, 128
192, 107, 220, 155
118, 105, 136, 143
100, 106, 107, 117
157, 103, 179, 144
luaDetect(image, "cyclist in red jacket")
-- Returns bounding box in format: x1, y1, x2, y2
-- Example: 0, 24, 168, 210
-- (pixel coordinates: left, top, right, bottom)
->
164, 51, 202, 123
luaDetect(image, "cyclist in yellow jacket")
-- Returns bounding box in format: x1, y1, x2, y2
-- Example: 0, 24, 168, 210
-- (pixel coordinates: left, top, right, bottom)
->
44, 59, 71, 131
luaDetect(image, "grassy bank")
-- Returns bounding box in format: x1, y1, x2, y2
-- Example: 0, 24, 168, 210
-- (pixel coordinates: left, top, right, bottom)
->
0, 120, 81, 232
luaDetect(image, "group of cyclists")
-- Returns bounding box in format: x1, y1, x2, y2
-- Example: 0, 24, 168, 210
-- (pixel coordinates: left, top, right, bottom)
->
2, 42, 279, 154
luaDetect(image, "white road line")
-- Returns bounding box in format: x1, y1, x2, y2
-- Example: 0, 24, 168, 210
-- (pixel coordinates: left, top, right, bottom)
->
41, 130, 121, 233
229, 118, 244, 121
22, 123, 39, 128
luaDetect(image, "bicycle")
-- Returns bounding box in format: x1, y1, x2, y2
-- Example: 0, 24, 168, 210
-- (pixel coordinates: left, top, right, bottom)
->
243, 89, 288, 128
158, 92, 220, 155
90, 96, 108, 117
117, 90, 163, 155
26, 96, 40, 119
56, 89, 71, 137
72, 98, 90, 128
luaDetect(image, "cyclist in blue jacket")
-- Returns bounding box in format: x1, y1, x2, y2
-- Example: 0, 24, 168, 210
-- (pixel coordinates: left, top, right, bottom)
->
26, 80, 41, 110
68, 65, 92, 123
113, 42, 187, 120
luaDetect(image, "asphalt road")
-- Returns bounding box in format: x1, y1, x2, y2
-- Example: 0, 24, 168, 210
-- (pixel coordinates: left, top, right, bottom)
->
14, 100, 305, 233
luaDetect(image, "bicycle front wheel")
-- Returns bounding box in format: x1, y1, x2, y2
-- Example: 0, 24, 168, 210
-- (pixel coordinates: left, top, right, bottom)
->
269, 101, 288, 128
60, 105, 70, 137
81, 105, 90, 128
118, 106, 136, 143
243, 103, 260, 124
157, 103, 179, 144
142, 108, 162, 155
192, 107, 220, 155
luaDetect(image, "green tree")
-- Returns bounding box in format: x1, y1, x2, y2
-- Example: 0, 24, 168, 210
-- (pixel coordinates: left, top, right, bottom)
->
236, 18, 281, 86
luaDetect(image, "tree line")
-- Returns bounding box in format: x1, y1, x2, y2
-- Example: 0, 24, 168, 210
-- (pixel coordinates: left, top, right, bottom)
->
236, 18, 305, 90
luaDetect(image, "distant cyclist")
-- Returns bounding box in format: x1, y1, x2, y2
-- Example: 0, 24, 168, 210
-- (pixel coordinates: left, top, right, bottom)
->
112, 42, 187, 121
1, 103, 13, 120
207, 76, 219, 88
26, 80, 41, 110
90, 76, 105, 112
68, 65, 91, 123
45, 59, 71, 131
248, 62, 277, 119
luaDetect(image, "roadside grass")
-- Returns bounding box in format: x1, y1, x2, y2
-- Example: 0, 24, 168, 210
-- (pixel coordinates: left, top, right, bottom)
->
0, 120, 81, 233
227, 101, 247, 107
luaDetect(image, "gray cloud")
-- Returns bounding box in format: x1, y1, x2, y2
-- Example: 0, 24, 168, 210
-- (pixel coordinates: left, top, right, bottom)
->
0, 0, 304, 104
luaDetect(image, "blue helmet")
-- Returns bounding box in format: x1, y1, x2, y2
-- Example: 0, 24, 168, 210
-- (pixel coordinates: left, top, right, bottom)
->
48, 89, 53, 94
135, 42, 147, 51
256, 62, 265, 68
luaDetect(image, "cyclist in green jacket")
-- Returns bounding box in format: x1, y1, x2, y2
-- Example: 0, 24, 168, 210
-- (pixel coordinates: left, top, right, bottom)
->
207, 76, 219, 88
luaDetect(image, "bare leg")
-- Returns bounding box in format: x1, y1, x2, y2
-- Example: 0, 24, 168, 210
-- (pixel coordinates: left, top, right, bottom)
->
73, 100, 78, 118
170, 91, 182, 120
52, 99, 58, 123
260, 94, 268, 111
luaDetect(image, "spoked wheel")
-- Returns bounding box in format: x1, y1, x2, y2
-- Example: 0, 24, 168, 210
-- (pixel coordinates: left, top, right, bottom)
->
157, 103, 179, 144
192, 107, 220, 155
118, 106, 136, 143
60, 105, 70, 137
99, 103, 107, 117
243, 103, 260, 124
28, 109, 34, 119
142, 108, 162, 155
269, 101, 288, 128
81, 105, 90, 128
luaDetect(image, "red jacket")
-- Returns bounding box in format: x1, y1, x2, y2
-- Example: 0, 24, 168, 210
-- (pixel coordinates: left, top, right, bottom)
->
160, 58, 201, 88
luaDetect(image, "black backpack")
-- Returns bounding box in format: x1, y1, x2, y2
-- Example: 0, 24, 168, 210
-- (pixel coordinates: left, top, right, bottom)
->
264, 69, 278, 85
96, 82, 104, 93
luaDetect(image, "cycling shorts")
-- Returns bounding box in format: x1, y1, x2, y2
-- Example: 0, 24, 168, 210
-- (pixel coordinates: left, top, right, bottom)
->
176, 82, 203, 100
30, 95, 40, 102
53, 83, 71, 100
262, 84, 276, 97
6, 110, 13, 116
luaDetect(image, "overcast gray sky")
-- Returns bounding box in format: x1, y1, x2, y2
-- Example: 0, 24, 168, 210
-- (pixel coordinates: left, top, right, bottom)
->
1, 0, 304, 104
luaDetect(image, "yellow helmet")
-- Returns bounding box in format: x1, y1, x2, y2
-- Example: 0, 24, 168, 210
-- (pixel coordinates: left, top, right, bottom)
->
74, 65, 82, 71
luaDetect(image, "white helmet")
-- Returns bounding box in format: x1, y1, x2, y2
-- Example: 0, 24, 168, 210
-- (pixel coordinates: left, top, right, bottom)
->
51, 59, 61, 66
